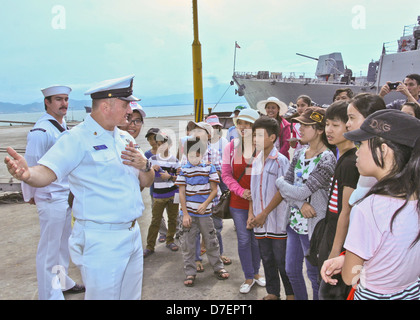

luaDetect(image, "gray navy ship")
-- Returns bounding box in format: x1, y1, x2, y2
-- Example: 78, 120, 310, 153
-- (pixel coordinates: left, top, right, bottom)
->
233, 16, 420, 108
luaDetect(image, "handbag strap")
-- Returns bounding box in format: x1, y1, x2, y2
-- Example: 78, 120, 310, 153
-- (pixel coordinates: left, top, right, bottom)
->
236, 149, 256, 182
229, 140, 255, 183
236, 162, 251, 182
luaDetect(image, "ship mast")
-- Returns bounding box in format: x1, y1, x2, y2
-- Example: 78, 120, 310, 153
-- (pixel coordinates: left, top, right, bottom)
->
192, 0, 204, 122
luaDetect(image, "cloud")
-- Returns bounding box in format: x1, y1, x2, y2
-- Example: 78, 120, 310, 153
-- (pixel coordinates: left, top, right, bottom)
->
0, 0, 418, 104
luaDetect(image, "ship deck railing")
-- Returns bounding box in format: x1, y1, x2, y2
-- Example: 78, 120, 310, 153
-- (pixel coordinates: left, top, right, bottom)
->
234, 72, 371, 86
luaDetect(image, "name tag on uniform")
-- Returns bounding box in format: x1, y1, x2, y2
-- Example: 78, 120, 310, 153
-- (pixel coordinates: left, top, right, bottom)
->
93, 144, 108, 150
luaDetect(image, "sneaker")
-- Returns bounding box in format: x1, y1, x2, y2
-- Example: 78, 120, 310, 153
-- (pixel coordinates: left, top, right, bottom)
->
239, 279, 255, 294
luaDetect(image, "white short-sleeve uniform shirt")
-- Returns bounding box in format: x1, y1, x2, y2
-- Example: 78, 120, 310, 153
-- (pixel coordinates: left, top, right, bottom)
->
38, 114, 144, 224
22, 113, 69, 201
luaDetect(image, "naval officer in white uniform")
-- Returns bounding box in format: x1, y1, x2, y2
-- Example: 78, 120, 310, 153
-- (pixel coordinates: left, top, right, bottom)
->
5, 75, 154, 300
22, 85, 84, 300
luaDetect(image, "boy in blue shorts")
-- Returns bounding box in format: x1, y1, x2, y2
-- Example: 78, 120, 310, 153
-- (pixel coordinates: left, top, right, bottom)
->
175, 138, 229, 287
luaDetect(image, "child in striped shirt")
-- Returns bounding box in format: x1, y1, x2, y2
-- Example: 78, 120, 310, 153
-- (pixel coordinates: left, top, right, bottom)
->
144, 132, 180, 257
175, 138, 229, 287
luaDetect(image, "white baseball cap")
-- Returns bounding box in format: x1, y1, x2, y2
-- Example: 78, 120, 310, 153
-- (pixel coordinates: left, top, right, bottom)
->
129, 101, 146, 118
233, 108, 260, 126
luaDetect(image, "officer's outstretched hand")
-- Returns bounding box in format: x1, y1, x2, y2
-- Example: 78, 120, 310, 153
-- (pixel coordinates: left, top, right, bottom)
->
4, 147, 30, 182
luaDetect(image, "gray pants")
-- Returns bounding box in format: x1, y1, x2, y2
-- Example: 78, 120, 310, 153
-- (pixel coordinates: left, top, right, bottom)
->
179, 216, 223, 276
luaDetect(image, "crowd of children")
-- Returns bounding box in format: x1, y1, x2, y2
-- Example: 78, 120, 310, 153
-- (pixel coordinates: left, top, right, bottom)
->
136, 89, 420, 300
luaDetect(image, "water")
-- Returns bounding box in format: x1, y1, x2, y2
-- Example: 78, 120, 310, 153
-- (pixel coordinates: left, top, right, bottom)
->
0, 102, 249, 126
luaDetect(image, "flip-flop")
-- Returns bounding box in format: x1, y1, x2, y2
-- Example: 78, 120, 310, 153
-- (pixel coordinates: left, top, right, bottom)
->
220, 255, 232, 265
196, 261, 204, 273
184, 275, 196, 287
158, 234, 166, 243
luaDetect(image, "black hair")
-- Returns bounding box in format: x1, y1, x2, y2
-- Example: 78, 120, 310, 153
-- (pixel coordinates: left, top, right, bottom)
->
252, 116, 279, 140
333, 88, 354, 101
296, 95, 312, 107
132, 109, 144, 123
311, 121, 336, 153
326, 100, 349, 123
44, 96, 52, 111
360, 136, 420, 247
402, 102, 420, 119
349, 93, 386, 118
405, 73, 420, 86
154, 133, 172, 146
184, 137, 207, 156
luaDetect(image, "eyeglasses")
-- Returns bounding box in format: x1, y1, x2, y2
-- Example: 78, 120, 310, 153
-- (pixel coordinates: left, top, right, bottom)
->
354, 141, 361, 150
128, 119, 143, 126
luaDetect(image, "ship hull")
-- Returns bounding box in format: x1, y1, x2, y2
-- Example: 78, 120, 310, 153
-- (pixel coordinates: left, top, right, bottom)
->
234, 78, 378, 108
235, 49, 420, 108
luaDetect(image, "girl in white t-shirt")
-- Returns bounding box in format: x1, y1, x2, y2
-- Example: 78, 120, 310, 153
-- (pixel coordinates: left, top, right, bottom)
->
320, 109, 420, 300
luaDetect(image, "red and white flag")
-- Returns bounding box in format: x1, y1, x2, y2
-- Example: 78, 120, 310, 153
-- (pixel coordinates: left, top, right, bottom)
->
235, 42, 241, 49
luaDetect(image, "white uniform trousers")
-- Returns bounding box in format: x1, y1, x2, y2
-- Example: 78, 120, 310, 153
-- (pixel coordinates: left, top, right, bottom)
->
69, 220, 143, 300
35, 196, 76, 300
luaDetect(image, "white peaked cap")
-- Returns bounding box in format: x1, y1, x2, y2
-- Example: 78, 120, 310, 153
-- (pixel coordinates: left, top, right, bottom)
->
84, 74, 140, 101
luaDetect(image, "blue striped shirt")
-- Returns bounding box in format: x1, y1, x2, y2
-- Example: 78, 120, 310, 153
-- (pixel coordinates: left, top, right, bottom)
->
175, 161, 219, 217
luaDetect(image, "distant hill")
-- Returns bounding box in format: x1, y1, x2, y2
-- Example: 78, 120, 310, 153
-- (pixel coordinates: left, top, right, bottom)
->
0, 83, 245, 113
0, 99, 91, 114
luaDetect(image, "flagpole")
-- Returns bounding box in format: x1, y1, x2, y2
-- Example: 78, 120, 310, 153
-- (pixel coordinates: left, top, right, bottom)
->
192, 0, 204, 122
233, 41, 237, 75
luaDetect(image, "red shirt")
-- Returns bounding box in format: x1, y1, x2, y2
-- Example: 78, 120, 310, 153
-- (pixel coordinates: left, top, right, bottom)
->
230, 155, 252, 210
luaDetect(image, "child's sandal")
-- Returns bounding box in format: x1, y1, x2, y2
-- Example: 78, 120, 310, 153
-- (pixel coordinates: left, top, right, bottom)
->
184, 275, 196, 287
214, 269, 229, 280
196, 261, 204, 273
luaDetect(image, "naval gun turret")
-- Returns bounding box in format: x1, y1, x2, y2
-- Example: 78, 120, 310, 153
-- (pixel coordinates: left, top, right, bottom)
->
297, 52, 350, 83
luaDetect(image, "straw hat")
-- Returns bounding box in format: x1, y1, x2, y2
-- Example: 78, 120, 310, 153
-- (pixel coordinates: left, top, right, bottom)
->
256, 97, 288, 116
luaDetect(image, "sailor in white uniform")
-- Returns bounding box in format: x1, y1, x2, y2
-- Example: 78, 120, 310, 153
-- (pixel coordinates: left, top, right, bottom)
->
5, 75, 154, 300
22, 85, 84, 300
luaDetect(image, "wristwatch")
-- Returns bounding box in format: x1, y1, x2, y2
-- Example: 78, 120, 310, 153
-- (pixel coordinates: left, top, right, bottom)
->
140, 159, 152, 172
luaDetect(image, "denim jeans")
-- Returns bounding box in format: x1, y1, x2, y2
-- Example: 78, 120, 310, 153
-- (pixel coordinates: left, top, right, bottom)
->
230, 206, 261, 279
285, 225, 319, 300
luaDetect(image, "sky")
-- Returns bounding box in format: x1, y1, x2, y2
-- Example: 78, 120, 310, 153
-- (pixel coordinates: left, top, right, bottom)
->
0, 0, 419, 104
